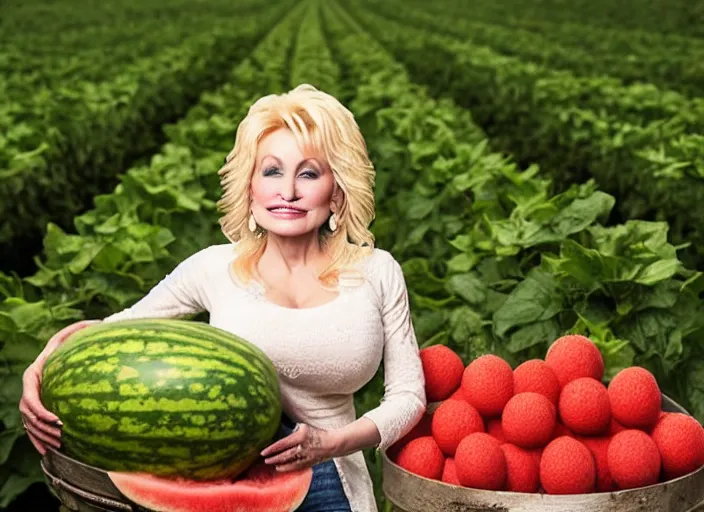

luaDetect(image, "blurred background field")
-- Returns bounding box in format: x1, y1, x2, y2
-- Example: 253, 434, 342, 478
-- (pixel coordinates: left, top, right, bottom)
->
1, 0, 703, 510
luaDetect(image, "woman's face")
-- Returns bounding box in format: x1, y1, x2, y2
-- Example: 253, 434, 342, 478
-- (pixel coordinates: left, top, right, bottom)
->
250, 127, 339, 238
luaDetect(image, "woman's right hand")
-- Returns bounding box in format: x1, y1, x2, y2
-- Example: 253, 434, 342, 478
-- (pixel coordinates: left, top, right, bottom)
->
19, 320, 100, 455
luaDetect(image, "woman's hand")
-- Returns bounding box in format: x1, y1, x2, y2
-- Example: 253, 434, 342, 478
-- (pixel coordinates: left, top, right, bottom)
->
19, 320, 100, 455
260, 423, 341, 472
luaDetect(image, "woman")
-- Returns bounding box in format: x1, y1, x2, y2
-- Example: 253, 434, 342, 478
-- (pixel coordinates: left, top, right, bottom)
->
19, 84, 427, 512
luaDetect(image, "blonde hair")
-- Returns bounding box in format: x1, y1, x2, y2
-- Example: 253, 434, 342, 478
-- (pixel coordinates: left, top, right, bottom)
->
217, 84, 376, 288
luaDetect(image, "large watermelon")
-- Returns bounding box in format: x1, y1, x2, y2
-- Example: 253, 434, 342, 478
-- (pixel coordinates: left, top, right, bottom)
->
41, 319, 282, 481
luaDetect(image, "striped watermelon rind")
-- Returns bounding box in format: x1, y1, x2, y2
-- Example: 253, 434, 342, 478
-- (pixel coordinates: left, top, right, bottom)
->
41, 318, 282, 481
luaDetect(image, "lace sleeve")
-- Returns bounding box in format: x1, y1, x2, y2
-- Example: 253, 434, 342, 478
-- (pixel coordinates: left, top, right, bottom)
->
361, 254, 427, 450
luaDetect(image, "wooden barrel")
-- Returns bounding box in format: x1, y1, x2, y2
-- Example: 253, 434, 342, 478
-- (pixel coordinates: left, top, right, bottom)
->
382, 394, 704, 512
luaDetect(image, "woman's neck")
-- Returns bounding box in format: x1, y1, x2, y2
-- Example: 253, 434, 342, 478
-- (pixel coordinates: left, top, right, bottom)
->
260, 232, 328, 275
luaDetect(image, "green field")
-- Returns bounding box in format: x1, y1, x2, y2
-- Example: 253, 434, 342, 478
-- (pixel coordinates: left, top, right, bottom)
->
1, 0, 703, 509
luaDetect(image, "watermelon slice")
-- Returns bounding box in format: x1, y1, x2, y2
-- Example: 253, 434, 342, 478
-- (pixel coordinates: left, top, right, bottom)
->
108, 460, 313, 512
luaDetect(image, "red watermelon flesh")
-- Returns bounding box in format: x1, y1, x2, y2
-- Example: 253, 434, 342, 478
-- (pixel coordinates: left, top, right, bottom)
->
108, 461, 313, 512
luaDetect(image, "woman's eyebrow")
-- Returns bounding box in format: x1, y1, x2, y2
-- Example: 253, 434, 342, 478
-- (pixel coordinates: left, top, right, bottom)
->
259, 155, 323, 170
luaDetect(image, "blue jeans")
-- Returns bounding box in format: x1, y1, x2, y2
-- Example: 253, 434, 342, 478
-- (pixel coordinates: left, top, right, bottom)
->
277, 414, 352, 512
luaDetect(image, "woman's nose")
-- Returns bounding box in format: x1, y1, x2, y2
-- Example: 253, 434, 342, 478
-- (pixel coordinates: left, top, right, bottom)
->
279, 173, 299, 201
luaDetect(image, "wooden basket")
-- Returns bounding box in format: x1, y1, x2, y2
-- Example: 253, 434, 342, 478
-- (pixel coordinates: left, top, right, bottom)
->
382, 394, 704, 512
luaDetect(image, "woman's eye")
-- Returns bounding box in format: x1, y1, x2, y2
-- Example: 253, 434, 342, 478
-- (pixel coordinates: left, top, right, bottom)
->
301, 169, 319, 179
262, 166, 318, 178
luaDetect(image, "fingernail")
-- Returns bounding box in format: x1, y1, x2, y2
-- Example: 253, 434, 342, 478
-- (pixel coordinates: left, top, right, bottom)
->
54, 420, 63, 426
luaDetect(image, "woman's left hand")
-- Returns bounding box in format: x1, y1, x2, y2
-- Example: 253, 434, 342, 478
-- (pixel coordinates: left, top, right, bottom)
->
260, 423, 340, 472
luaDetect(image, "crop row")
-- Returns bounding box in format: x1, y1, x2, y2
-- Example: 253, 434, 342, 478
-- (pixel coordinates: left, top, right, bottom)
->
0, 1, 293, 275
343, 1, 704, 270
0, 0, 273, 92
384, 0, 704, 98
358, 0, 704, 130
0, 1, 308, 507
415, 0, 703, 38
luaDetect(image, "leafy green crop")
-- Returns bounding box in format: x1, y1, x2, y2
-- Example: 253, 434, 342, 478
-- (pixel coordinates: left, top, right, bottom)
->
367, 0, 704, 98
346, 3, 704, 271
0, 0, 294, 275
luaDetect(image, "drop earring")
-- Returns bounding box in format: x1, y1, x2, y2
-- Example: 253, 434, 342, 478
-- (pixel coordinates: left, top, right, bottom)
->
328, 213, 337, 232
248, 213, 257, 233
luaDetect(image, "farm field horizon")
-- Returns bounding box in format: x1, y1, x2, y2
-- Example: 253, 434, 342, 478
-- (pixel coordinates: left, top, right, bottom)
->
1, 0, 703, 510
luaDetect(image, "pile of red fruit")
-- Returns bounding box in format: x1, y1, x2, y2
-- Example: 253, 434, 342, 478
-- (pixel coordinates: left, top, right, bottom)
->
389, 335, 704, 495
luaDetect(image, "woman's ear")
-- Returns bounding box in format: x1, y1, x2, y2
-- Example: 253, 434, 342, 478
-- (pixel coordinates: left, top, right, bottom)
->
331, 185, 344, 213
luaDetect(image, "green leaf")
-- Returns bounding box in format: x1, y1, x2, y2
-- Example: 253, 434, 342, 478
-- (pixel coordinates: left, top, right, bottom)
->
636, 259, 682, 285
493, 269, 564, 338
68, 242, 105, 274
446, 252, 477, 273
405, 197, 435, 220
631, 281, 681, 311
506, 319, 560, 353
557, 239, 642, 286
615, 309, 677, 355
664, 330, 683, 363
550, 191, 614, 238
447, 273, 487, 305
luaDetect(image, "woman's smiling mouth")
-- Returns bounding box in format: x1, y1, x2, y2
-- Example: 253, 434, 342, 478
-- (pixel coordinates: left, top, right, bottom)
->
267, 206, 308, 219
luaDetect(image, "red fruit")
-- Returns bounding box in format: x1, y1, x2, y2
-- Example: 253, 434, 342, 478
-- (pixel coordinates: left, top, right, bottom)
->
500, 443, 541, 493
513, 359, 561, 405
540, 437, 596, 495
579, 436, 617, 492
502, 392, 556, 448
608, 367, 661, 430
559, 378, 611, 435
108, 460, 312, 512
607, 430, 661, 490
455, 433, 507, 491
545, 335, 604, 388
441, 458, 461, 485
388, 413, 433, 461
461, 355, 514, 417
431, 399, 484, 456
552, 422, 574, 439
487, 418, 506, 443
651, 413, 704, 480
395, 436, 445, 480
420, 345, 465, 402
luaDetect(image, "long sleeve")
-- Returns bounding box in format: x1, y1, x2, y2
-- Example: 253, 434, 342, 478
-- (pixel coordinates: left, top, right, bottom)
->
102, 245, 219, 324
361, 255, 427, 451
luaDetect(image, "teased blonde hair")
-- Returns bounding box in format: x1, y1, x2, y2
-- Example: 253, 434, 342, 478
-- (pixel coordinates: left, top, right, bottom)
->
217, 84, 376, 288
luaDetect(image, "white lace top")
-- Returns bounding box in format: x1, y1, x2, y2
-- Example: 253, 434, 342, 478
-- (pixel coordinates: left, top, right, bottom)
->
102, 243, 427, 512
